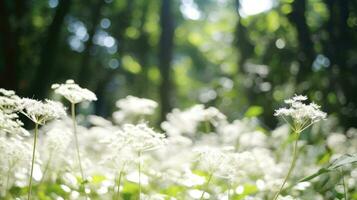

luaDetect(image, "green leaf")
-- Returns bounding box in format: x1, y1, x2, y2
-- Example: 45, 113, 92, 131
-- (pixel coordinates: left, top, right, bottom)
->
328, 153, 357, 170
299, 168, 330, 182
299, 154, 357, 182
244, 106, 263, 118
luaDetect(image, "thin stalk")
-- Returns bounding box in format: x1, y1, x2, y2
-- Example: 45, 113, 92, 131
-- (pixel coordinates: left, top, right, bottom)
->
39, 150, 53, 185
227, 181, 231, 200
341, 169, 348, 200
71, 103, 85, 180
114, 169, 124, 200
199, 172, 214, 200
138, 151, 142, 200
272, 132, 300, 200
28, 123, 39, 200
5, 164, 12, 197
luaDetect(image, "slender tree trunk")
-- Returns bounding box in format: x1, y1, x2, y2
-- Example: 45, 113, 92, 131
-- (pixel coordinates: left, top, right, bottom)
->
30, 0, 72, 99
94, 0, 133, 116
234, 0, 254, 75
0, 0, 18, 90
323, 0, 357, 127
158, 0, 174, 122
136, 1, 150, 96
287, 0, 315, 83
233, 0, 255, 106
78, 0, 105, 87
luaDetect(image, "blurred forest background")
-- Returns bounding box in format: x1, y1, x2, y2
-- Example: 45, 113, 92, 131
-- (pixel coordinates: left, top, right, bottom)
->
1, 0, 357, 129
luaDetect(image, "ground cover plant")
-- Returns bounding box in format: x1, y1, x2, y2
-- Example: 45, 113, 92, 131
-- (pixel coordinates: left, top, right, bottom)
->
0, 80, 356, 200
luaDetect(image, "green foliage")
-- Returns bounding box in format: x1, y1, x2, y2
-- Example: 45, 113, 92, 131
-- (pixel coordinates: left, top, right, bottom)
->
300, 154, 357, 182
244, 106, 264, 118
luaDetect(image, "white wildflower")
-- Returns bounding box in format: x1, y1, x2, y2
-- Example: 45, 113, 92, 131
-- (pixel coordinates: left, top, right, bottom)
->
277, 195, 297, 200
116, 96, 157, 116
43, 128, 72, 154
239, 131, 268, 149
52, 79, 97, 104
194, 146, 229, 173
0, 136, 32, 171
274, 94, 326, 132
101, 130, 135, 170
87, 115, 113, 127
20, 98, 66, 125
202, 107, 227, 126
326, 133, 347, 153
161, 105, 226, 137
112, 96, 157, 124
187, 189, 210, 199
180, 169, 205, 187
121, 123, 167, 153
0, 89, 24, 134
161, 106, 203, 136
0, 111, 24, 134
0, 88, 21, 113
0, 136, 32, 194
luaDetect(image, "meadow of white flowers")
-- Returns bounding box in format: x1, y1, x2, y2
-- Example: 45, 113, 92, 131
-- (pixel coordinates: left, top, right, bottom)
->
0, 80, 356, 200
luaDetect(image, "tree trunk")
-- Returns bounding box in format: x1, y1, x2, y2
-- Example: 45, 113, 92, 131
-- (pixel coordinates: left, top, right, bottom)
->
158, 0, 174, 122
136, 1, 150, 96
287, 0, 315, 83
78, 0, 105, 88
30, 0, 72, 99
93, 0, 134, 116
0, 0, 18, 90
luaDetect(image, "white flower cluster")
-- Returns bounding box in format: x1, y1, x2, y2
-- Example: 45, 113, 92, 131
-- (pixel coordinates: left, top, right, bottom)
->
121, 123, 167, 153
21, 98, 66, 125
0, 136, 32, 194
113, 96, 158, 124
43, 128, 72, 154
0, 89, 23, 134
194, 146, 230, 173
0, 89, 21, 112
1, 84, 348, 200
0, 136, 32, 170
0, 112, 24, 134
161, 105, 227, 137
274, 95, 326, 132
277, 195, 299, 200
52, 79, 97, 104
100, 129, 134, 170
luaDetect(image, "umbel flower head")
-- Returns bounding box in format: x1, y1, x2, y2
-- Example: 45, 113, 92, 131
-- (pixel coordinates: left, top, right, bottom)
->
0, 88, 22, 113
112, 95, 158, 124
193, 146, 229, 173
116, 95, 158, 115
121, 123, 167, 153
0, 89, 25, 134
20, 98, 66, 125
274, 95, 327, 132
0, 111, 24, 134
51, 79, 97, 104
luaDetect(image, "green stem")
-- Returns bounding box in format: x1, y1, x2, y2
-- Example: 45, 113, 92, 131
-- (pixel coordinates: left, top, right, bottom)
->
71, 103, 85, 180
39, 150, 53, 185
28, 123, 39, 200
138, 151, 142, 200
341, 169, 348, 200
272, 132, 300, 200
5, 164, 12, 197
227, 181, 231, 200
115, 168, 124, 200
199, 172, 214, 200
